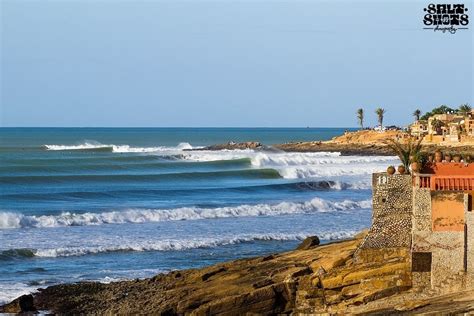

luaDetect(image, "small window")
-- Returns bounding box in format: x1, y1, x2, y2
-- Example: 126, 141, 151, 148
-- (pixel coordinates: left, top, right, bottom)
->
412, 252, 432, 272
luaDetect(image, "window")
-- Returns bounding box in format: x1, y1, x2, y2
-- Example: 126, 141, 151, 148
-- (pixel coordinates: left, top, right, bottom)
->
469, 194, 472, 212
412, 252, 432, 272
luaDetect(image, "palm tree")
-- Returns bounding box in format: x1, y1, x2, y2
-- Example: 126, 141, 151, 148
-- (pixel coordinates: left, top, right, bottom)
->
356, 108, 364, 129
413, 109, 421, 121
375, 108, 386, 127
458, 103, 472, 116
384, 136, 423, 173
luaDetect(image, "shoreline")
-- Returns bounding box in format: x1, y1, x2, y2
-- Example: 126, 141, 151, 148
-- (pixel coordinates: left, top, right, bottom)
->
187, 130, 474, 156
192, 140, 474, 157
3, 232, 474, 314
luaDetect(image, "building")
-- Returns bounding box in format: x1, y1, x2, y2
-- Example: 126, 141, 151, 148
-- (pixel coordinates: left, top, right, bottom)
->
410, 120, 428, 137
411, 163, 474, 289
357, 162, 474, 292
410, 111, 474, 144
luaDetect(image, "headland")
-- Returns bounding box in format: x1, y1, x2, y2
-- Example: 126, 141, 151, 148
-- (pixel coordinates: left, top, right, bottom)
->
193, 129, 474, 157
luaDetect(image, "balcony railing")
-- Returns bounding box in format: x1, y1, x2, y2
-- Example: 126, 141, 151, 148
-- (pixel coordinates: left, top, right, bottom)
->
414, 174, 474, 191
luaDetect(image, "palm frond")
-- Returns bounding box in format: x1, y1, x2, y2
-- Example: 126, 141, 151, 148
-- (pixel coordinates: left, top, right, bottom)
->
383, 136, 424, 173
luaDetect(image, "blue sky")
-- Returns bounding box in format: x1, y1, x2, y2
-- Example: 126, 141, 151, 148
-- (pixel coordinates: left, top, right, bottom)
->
1, 0, 472, 127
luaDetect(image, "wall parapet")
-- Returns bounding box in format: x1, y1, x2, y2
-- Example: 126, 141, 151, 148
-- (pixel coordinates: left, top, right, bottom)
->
413, 174, 474, 191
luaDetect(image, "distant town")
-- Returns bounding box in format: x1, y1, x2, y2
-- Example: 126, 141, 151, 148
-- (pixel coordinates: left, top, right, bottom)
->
409, 105, 474, 144
356, 104, 473, 144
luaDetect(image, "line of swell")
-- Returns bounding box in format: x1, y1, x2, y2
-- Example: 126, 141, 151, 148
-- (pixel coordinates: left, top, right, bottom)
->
42, 142, 195, 152
0, 197, 371, 229
0, 181, 367, 201
0, 231, 359, 259
0, 168, 281, 184
0, 158, 252, 175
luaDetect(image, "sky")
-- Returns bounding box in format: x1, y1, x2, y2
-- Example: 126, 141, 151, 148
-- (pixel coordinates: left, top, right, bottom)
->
0, 0, 472, 128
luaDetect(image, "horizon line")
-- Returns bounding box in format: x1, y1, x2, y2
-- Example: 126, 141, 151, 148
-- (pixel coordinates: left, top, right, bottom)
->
0, 126, 404, 129
0, 126, 359, 129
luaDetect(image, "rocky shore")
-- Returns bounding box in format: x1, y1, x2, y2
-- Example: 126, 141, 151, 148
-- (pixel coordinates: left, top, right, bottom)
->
274, 142, 394, 156
189, 131, 474, 156
3, 232, 474, 315
191, 141, 263, 151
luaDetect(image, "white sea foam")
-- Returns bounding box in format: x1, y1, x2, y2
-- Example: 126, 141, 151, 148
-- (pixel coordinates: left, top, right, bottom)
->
32, 231, 358, 258
112, 142, 194, 153
44, 142, 195, 152
182, 151, 397, 179
0, 282, 36, 305
44, 142, 112, 151
43, 141, 396, 179
0, 197, 371, 229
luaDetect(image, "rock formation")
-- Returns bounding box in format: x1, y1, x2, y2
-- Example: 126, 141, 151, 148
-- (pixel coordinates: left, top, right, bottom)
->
3, 231, 474, 314
193, 141, 262, 151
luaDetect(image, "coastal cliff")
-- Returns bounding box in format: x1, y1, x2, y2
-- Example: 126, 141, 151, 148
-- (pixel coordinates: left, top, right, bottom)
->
4, 231, 474, 314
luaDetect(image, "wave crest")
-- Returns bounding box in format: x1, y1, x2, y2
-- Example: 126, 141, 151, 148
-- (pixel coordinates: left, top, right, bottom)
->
180, 151, 397, 179
1, 231, 358, 259
0, 197, 371, 229
44, 142, 195, 153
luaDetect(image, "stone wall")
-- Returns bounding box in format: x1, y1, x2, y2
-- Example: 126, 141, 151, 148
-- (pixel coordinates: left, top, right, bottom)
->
357, 172, 474, 291
412, 189, 468, 288
467, 210, 474, 273
412, 188, 432, 287
357, 174, 413, 256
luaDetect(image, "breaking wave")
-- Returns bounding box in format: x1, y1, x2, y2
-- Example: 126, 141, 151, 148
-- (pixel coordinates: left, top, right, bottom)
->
0, 197, 371, 229
180, 151, 397, 179
43, 142, 195, 152
0, 231, 359, 259
40, 141, 397, 180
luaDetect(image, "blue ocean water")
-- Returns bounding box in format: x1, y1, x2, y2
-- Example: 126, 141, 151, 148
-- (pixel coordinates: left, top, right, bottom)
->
0, 128, 397, 303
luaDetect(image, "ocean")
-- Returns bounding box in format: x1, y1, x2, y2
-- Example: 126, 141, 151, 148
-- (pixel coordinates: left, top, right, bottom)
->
0, 128, 398, 303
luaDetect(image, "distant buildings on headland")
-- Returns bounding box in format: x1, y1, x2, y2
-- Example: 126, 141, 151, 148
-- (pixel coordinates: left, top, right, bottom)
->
357, 104, 474, 144
409, 105, 474, 144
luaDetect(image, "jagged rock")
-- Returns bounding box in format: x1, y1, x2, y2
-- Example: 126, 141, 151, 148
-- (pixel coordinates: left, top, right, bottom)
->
201, 267, 226, 281
252, 278, 274, 289
394, 299, 430, 311
261, 254, 275, 262
296, 236, 320, 250
194, 141, 262, 151
0, 294, 35, 313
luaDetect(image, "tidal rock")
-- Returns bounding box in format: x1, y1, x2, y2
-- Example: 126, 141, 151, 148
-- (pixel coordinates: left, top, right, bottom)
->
296, 236, 320, 250
201, 266, 226, 281
194, 141, 263, 151
0, 294, 36, 313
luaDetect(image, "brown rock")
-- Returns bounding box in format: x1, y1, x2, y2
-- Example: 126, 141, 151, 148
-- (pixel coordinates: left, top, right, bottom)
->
201, 267, 226, 281
0, 294, 35, 313
296, 236, 320, 250
195, 141, 263, 151
252, 278, 274, 289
